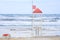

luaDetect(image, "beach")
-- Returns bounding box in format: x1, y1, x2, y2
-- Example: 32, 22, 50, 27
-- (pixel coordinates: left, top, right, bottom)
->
0, 36, 60, 40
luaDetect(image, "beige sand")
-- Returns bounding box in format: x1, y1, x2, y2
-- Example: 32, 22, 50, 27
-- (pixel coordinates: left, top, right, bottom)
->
0, 36, 60, 40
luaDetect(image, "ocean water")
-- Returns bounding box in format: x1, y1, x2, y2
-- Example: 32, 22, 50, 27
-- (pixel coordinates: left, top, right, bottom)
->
0, 14, 60, 37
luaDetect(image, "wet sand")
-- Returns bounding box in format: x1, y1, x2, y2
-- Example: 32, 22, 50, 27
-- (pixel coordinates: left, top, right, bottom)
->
0, 36, 60, 40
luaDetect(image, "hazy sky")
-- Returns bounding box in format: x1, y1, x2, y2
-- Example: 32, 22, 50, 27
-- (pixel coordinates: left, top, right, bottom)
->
0, 0, 32, 14
0, 0, 60, 14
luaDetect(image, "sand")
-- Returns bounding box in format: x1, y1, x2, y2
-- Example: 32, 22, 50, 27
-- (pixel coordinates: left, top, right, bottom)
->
0, 36, 60, 40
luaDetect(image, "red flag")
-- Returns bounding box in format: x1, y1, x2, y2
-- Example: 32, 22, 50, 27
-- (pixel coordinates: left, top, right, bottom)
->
32, 5, 36, 9
32, 5, 42, 13
33, 8, 42, 13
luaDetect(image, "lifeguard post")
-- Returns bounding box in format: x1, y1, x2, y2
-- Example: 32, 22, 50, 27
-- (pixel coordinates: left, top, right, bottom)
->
32, 4, 42, 37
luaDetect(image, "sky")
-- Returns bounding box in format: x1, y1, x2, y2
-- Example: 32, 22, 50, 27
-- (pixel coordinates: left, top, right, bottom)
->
0, 0, 60, 14
0, 0, 32, 14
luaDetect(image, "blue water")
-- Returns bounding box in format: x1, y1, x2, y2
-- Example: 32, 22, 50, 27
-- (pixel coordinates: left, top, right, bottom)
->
0, 14, 60, 28
0, 14, 60, 17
